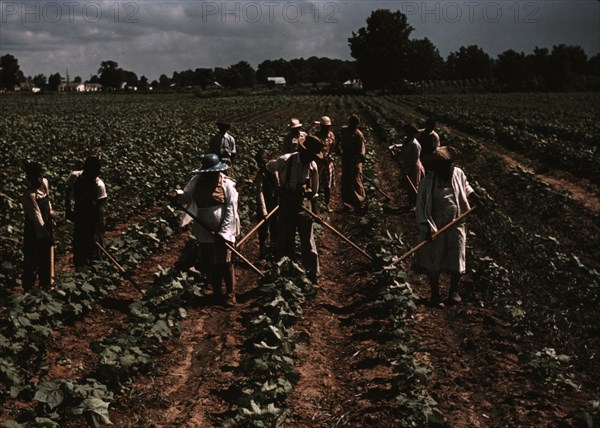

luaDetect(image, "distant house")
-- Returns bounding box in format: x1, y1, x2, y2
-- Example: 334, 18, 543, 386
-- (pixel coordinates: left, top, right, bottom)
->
17, 82, 40, 92
343, 79, 363, 89
83, 83, 102, 92
59, 80, 81, 92
267, 77, 286, 85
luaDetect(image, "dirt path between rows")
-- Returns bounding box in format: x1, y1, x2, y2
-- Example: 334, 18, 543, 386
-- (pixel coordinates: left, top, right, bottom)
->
437, 127, 600, 214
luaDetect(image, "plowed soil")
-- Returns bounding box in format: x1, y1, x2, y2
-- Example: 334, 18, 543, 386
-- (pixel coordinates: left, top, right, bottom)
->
3, 98, 598, 427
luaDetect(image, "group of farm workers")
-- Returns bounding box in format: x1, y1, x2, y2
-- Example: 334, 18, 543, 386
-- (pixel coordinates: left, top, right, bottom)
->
21, 115, 479, 308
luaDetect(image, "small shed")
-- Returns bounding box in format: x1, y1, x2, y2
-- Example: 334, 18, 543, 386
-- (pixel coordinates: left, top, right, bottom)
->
267, 77, 286, 85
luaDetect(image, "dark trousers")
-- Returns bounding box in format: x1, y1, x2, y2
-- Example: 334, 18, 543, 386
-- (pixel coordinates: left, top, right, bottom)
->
23, 237, 52, 290
276, 202, 319, 280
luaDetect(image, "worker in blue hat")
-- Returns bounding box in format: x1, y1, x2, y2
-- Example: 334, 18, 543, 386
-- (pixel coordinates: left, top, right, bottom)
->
168, 153, 240, 306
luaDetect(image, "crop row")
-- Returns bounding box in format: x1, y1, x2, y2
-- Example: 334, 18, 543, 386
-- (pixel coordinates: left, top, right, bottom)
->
396, 94, 600, 184
363, 98, 599, 407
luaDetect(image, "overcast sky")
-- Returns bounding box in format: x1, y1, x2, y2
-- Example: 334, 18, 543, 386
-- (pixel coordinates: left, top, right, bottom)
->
1, 0, 598, 81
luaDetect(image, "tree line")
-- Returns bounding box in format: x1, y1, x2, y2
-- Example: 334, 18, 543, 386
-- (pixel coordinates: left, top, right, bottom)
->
1, 9, 598, 93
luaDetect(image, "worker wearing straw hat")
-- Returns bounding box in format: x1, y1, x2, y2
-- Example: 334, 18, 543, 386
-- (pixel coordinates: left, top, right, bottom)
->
267, 135, 324, 284
282, 118, 307, 154
412, 146, 479, 307
314, 115, 336, 212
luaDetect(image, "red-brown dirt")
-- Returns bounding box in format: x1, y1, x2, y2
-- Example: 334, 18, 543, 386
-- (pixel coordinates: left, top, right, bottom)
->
2, 100, 598, 428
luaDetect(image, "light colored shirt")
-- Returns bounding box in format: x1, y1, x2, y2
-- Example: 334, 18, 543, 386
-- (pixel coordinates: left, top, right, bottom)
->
22, 177, 52, 239
65, 171, 107, 200
266, 152, 319, 196
209, 132, 236, 156
176, 173, 240, 243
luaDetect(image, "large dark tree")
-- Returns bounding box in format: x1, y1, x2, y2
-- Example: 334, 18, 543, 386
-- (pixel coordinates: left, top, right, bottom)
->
348, 9, 414, 89
194, 68, 215, 89
495, 49, 535, 91
47, 73, 62, 91
446, 45, 493, 81
546, 44, 588, 90
98, 60, 124, 89
32, 74, 47, 89
0, 54, 25, 90
406, 37, 444, 81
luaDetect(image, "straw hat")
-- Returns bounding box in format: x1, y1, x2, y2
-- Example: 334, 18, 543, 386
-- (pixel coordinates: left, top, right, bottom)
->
298, 135, 324, 159
289, 118, 303, 129
423, 146, 464, 163
314, 116, 332, 126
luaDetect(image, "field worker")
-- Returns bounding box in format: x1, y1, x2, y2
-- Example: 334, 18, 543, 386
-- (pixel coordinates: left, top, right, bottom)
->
209, 121, 236, 166
337, 114, 366, 213
418, 118, 441, 173
254, 148, 279, 259
65, 156, 107, 270
401, 124, 425, 207
168, 154, 240, 306
282, 118, 307, 154
267, 135, 323, 284
21, 161, 54, 291
313, 116, 336, 213
412, 147, 479, 307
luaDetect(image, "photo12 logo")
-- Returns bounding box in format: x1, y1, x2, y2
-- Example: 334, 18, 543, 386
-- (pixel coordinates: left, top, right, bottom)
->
1, 1, 139, 23
398, 1, 540, 24
198, 1, 340, 24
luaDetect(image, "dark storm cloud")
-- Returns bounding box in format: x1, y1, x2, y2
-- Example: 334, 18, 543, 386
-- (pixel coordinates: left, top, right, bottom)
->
0, 0, 598, 80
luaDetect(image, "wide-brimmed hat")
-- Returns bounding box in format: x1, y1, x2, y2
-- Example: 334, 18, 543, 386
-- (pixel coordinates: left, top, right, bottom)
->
192, 153, 230, 174
289, 118, 303, 129
314, 116, 332, 126
298, 135, 324, 159
423, 146, 464, 163
402, 123, 420, 136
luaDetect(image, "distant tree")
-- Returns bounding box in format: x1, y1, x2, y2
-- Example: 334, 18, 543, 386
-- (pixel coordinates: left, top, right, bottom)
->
194, 68, 215, 88
546, 44, 588, 90
257, 57, 357, 85
139, 75, 149, 90
123, 70, 138, 88
529, 47, 551, 90
73, 76, 82, 83
98, 60, 124, 89
158, 74, 171, 88
256, 58, 294, 83
0, 54, 25, 90
48, 73, 62, 91
495, 49, 535, 91
406, 37, 444, 81
150, 79, 159, 89
225, 61, 256, 88
348, 9, 414, 89
446, 45, 493, 81
32, 74, 47, 89
589, 54, 600, 76
89, 75, 101, 84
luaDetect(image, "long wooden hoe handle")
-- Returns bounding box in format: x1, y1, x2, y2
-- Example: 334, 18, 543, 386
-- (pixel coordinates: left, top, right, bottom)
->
236, 205, 280, 248
359, 171, 392, 200
281, 193, 373, 262
387, 146, 418, 195
173, 202, 265, 278
95, 241, 145, 294
393, 205, 477, 265
405, 175, 418, 195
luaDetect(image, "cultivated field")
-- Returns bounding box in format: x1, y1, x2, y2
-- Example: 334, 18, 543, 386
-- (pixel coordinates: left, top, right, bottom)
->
1, 92, 598, 427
